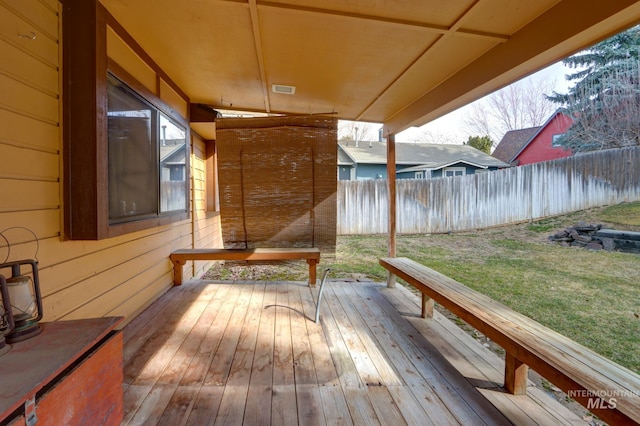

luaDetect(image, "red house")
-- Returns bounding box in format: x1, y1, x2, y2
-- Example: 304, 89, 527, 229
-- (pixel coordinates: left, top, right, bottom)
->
493, 111, 573, 165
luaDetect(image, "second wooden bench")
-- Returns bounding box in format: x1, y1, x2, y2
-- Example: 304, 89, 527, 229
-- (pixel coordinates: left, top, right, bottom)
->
379, 256, 640, 426
170, 247, 321, 286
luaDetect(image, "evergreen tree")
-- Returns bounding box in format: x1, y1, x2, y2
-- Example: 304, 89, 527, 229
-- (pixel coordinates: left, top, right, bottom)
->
548, 26, 640, 152
464, 135, 493, 154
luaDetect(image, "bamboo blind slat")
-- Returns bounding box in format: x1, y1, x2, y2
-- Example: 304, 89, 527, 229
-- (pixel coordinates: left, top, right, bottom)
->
217, 115, 337, 252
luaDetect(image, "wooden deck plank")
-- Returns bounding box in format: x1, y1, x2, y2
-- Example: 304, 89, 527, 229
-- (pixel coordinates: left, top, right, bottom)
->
120, 280, 585, 426
298, 282, 341, 386
296, 384, 326, 426
312, 286, 363, 389
216, 283, 266, 424
386, 385, 437, 426
132, 286, 217, 386
243, 385, 272, 426
179, 284, 238, 386
186, 385, 224, 425
318, 385, 354, 426
329, 283, 403, 386
204, 284, 255, 386
156, 385, 199, 426
243, 284, 277, 425
122, 284, 205, 379
322, 284, 385, 386
289, 283, 318, 385
366, 385, 408, 426
271, 385, 298, 426
389, 283, 583, 425
361, 283, 511, 425
336, 283, 461, 425
272, 283, 295, 386
343, 387, 381, 425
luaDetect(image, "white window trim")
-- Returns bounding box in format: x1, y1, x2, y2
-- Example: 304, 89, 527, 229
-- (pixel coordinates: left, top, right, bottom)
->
443, 166, 466, 177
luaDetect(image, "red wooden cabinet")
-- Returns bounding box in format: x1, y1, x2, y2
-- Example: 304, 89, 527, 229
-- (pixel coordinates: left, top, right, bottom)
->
1, 318, 123, 425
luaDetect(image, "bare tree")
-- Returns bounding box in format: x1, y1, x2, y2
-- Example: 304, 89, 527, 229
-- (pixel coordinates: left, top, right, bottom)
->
463, 77, 558, 143
338, 121, 379, 145
409, 128, 457, 144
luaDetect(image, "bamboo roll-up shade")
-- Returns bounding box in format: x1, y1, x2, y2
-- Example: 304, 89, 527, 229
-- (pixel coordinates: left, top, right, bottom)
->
216, 115, 337, 252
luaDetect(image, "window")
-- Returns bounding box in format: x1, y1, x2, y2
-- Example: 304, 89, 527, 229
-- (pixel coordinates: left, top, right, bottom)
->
415, 171, 424, 179
62, 2, 190, 240
552, 133, 563, 147
443, 167, 465, 177
107, 74, 188, 224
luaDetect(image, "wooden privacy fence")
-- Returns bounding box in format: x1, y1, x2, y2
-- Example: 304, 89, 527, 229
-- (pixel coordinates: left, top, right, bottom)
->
337, 147, 640, 235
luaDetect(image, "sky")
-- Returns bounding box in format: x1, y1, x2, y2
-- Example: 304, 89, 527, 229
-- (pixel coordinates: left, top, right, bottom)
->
396, 61, 575, 144
340, 60, 575, 145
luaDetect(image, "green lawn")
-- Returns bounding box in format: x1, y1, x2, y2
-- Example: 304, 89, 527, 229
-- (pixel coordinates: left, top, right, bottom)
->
205, 202, 640, 373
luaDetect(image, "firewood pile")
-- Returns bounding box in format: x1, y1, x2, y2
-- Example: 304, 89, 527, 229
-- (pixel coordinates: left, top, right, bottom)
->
548, 222, 606, 250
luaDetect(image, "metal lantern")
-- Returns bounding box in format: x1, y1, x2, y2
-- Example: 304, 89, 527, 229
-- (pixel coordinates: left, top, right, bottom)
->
1, 260, 43, 343
0, 274, 15, 355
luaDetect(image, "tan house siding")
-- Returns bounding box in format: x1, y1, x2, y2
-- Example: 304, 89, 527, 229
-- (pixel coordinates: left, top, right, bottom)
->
188, 133, 223, 281
0, 1, 221, 327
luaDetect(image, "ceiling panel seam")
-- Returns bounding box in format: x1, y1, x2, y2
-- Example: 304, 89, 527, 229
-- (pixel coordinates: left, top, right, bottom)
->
249, 0, 271, 112
355, 0, 496, 122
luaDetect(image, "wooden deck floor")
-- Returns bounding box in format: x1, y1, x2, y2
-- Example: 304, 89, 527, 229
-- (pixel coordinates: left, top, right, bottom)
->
121, 280, 583, 425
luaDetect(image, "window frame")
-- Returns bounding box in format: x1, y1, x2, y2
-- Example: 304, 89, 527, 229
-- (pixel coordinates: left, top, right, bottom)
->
443, 167, 466, 177
63, 2, 190, 240
552, 133, 564, 147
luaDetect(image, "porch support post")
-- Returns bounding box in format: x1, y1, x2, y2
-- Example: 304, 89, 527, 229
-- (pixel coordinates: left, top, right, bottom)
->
386, 132, 397, 288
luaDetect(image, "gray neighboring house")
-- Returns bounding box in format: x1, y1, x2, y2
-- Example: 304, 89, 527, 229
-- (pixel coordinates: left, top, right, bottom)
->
338, 141, 509, 180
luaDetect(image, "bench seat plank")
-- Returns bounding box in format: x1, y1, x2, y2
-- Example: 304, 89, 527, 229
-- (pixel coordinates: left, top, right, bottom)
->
171, 248, 320, 286
379, 256, 640, 426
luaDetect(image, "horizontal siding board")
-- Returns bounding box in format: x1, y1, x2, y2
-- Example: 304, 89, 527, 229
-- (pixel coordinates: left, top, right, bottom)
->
0, 3, 58, 65
0, 73, 58, 122
105, 274, 173, 325
1, 0, 58, 40
42, 244, 175, 321
38, 225, 190, 297
0, 179, 59, 210
59, 263, 173, 322
0, 209, 59, 238
0, 144, 58, 179
0, 108, 59, 152
0, 38, 58, 94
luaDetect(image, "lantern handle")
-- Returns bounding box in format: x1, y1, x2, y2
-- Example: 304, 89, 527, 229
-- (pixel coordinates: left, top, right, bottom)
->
0, 227, 39, 263
0, 232, 9, 264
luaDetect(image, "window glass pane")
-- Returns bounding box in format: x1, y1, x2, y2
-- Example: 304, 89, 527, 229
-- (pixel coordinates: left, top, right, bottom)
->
159, 114, 187, 212
107, 75, 158, 222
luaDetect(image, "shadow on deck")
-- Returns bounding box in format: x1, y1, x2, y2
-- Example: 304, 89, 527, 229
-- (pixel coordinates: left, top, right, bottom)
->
121, 280, 583, 425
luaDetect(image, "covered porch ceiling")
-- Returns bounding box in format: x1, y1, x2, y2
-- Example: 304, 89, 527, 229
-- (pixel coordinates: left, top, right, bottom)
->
101, 0, 640, 135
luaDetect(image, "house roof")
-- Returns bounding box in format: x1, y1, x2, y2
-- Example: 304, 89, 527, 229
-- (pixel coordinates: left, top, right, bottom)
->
492, 127, 542, 164
339, 141, 510, 169
100, 0, 640, 135
337, 147, 354, 166
492, 110, 570, 164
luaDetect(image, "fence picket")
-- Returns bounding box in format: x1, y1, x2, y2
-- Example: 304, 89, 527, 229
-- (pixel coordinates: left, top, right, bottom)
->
337, 147, 640, 235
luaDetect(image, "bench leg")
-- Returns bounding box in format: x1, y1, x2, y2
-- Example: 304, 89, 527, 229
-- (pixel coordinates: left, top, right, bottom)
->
307, 259, 318, 287
421, 294, 434, 318
171, 260, 185, 286
504, 353, 528, 395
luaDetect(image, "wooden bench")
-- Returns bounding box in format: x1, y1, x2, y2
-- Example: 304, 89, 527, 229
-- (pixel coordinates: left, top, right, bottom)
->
170, 247, 321, 286
380, 257, 640, 426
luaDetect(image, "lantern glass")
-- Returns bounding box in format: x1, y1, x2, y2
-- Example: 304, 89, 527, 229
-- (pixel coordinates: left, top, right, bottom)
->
7, 275, 37, 321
